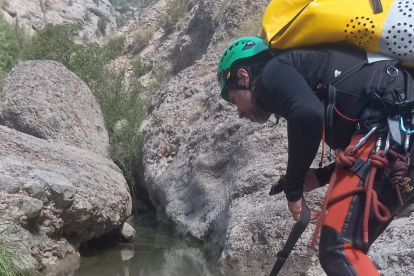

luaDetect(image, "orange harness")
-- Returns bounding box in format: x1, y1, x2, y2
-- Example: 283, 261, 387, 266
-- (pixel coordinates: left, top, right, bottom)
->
311, 143, 411, 249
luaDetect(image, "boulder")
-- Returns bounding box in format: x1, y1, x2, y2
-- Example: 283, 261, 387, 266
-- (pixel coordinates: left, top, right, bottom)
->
22, 196, 43, 219
22, 179, 47, 202
33, 170, 76, 207
0, 124, 131, 271
0, 60, 110, 157
0, 175, 20, 194
120, 222, 136, 242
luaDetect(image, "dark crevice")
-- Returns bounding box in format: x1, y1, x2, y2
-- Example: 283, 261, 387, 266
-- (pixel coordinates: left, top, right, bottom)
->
170, 3, 215, 74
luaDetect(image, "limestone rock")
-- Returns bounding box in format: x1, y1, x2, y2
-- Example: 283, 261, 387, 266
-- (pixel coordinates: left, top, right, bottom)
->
23, 179, 47, 202
22, 196, 43, 219
0, 0, 118, 42
0, 124, 131, 271
0, 175, 20, 194
120, 222, 136, 242
0, 60, 110, 157
33, 170, 76, 208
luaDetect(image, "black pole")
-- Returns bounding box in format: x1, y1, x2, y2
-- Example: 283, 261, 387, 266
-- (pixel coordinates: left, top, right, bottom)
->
269, 200, 311, 276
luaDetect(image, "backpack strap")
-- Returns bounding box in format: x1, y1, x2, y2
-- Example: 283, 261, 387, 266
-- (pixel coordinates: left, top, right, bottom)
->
325, 62, 367, 147
372, 0, 383, 14
326, 85, 337, 149
405, 70, 414, 103
330, 62, 367, 87
366, 61, 414, 117
269, 200, 311, 276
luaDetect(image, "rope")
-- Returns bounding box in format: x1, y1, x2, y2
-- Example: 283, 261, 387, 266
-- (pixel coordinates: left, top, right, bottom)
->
362, 152, 390, 243
311, 147, 392, 249
389, 150, 412, 205
320, 100, 326, 167
310, 147, 355, 249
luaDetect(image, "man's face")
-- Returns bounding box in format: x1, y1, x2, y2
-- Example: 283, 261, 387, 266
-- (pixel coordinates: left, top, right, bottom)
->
227, 88, 271, 124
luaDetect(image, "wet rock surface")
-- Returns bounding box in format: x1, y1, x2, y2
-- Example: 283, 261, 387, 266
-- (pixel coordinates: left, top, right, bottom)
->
120, 222, 136, 242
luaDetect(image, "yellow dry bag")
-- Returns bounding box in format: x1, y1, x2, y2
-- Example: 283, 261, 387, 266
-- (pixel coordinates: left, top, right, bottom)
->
262, 0, 414, 64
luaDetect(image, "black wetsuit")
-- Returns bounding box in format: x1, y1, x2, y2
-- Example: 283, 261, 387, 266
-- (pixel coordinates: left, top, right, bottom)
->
258, 44, 405, 202
257, 45, 412, 275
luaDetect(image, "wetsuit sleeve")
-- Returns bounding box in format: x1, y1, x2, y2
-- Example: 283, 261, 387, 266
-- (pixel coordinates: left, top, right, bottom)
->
260, 62, 324, 202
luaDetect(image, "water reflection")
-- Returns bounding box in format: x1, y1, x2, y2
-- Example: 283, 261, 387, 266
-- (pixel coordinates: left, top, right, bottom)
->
74, 226, 238, 276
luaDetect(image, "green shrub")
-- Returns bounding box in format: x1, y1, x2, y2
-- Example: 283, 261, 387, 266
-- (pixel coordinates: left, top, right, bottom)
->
131, 55, 152, 77
0, 15, 27, 87
21, 23, 151, 195
68, 43, 111, 89
22, 23, 80, 67
0, 225, 42, 276
147, 67, 170, 96
159, 0, 188, 34
104, 35, 126, 60
97, 16, 109, 36
129, 27, 154, 54
94, 71, 146, 184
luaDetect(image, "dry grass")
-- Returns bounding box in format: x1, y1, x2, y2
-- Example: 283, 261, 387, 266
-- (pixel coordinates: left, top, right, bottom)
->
129, 26, 154, 54
212, 0, 233, 25
158, 0, 188, 34
216, 16, 263, 52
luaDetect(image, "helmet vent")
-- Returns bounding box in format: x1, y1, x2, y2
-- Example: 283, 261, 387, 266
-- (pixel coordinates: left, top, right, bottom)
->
242, 41, 256, 50
344, 16, 375, 46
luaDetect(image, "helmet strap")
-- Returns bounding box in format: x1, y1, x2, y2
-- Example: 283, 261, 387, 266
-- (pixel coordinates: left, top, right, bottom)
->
227, 84, 251, 91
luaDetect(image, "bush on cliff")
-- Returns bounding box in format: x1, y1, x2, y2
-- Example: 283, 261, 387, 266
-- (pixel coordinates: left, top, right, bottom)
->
0, 15, 26, 87
0, 226, 42, 276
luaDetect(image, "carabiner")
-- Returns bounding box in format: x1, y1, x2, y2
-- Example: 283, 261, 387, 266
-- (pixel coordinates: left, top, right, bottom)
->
399, 114, 414, 134
386, 65, 399, 77
381, 131, 391, 157
405, 132, 411, 154
350, 126, 378, 155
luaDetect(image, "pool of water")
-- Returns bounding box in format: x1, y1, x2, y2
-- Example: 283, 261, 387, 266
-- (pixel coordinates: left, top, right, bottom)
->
73, 225, 238, 276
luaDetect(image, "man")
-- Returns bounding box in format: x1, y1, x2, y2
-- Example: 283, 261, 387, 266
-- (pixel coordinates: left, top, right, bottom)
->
217, 36, 414, 275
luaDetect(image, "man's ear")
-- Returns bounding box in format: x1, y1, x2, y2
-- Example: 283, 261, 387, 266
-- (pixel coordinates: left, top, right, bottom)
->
237, 68, 250, 88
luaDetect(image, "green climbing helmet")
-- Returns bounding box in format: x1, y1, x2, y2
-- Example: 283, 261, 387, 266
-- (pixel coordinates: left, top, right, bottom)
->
217, 36, 269, 102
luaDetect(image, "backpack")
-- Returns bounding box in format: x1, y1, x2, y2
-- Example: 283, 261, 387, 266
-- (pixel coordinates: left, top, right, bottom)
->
262, 0, 414, 66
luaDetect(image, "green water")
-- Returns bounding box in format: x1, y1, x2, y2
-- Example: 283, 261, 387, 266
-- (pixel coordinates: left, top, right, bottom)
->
73, 226, 238, 276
